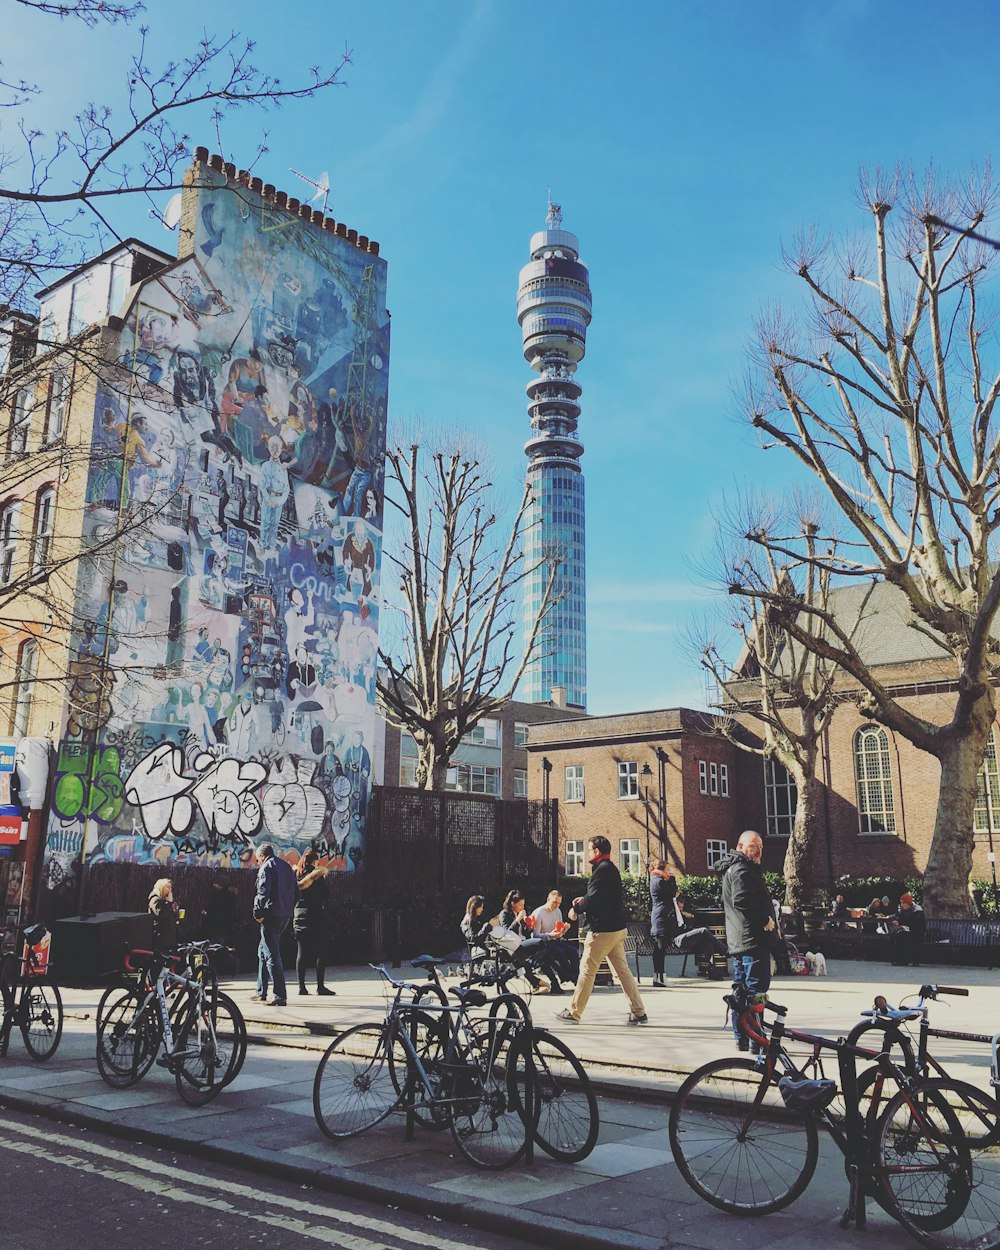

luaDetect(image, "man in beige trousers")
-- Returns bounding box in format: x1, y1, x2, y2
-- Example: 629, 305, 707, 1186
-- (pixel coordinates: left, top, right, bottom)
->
556, 835, 647, 1025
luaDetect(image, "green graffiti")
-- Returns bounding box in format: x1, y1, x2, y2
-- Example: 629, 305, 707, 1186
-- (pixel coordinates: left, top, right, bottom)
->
52, 743, 125, 824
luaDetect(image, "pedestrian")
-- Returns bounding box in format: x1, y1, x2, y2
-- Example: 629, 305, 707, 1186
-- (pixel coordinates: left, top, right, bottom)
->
293, 849, 335, 996
148, 878, 180, 950
555, 836, 647, 1025
649, 860, 680, 987
715, 830, 775, 1051
251, 843, 297, 1006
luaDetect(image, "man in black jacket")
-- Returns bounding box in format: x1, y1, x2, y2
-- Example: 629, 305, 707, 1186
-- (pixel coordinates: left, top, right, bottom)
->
716, 830, 775, 1051
555, 836, 647, 1025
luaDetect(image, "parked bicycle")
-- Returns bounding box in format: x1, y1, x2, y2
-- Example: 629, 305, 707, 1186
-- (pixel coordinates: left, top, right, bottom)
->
408, 955, 599, 1161
95, 940, 225, 1032
96, 949, 246, 1105
669, 992, 1000, 1249
0, 924, 62, 1061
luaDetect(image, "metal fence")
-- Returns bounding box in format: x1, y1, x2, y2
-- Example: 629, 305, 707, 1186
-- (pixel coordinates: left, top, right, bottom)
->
365, 786, 559, 897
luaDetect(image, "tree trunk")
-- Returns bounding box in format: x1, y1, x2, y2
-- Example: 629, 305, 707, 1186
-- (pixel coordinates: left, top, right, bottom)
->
417, 740, 450, 791
781, 757, 821, 912
924, 707, 994, 918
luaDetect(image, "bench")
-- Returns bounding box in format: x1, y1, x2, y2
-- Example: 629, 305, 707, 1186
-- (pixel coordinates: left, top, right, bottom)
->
789, 914, 1000, 969
624, 920, 694, 982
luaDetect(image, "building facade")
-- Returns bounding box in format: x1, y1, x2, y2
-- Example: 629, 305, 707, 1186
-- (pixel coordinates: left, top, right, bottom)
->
517, 197, 591, 711
381, 699, 583, 801
0, 149, 389, 912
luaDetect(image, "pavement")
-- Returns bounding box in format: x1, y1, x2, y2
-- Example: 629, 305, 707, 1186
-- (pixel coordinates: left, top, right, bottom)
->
2, 954, 999, 1250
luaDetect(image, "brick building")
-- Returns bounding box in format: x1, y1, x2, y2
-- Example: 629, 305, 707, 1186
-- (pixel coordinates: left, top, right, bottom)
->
524, 578, 1000, 892
525, 708, 752, 878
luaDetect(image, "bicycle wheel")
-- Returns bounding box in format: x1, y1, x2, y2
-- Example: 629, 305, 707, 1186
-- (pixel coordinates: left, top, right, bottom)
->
313, 1023, 406, 1139
669, 1057, 819, 1215
449, 1024, 531, 1170
96, 990, 161, 1088
96, 980, 136, 1032
521, 1028, 599, 1162
173, 1003, 224, 1106
20, 981, 63, 1060
392, 1004, 450, 1131
876, 1079, 1000, 1250
208, 991, 248, 1087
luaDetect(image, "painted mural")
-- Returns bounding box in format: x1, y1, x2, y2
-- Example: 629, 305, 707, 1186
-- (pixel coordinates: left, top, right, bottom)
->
43, 169, 388, 907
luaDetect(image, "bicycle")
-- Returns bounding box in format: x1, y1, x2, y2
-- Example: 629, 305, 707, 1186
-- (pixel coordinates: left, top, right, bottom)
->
409, 955, 599, 1162
96, 950, 246, 1105
0, 924, 63, 1061
95, 940, 225, 1032
313, 964, 535, 1169
669, 992, 1000, 1249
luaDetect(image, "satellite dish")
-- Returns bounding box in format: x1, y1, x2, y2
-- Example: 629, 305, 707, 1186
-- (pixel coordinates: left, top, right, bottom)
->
161, 193, 183, 231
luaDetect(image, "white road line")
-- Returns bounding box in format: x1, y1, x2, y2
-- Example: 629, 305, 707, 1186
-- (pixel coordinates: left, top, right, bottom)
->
0, 1120, 485, 1250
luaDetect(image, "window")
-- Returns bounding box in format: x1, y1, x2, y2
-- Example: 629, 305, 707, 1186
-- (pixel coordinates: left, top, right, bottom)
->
565, 764, 584, 802
513, 768, 527, 798
450, 763, 500, 795
698, 760, 708, 794
0, 502, 19, 586
9, 388, 32, 456
854, 725, 897, 834
706, 839, 729, 870
720, 763, 729, 798
709, 761, 719, 796
975, 735, 1000, 834
31, 488, 54, 574
514, 722, 529, 748
399, 759, 419, 787
11, 639, 38, 737
565, 840, 584, 876
45, 372, 69, 442
618, 760, 638, 799
619, 838, 641, 876
463, 718, 500, 746
764, 758, 797, 838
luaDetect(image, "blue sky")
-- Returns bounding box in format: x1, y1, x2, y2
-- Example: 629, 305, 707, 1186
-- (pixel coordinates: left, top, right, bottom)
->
6, 0, 1000, 714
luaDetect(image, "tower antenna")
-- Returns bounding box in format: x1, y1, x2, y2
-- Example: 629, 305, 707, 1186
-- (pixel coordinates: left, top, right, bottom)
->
546, 188, 562, 229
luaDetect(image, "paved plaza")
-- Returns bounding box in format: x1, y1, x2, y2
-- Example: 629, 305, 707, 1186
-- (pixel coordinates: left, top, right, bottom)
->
2, 955, 999, 1250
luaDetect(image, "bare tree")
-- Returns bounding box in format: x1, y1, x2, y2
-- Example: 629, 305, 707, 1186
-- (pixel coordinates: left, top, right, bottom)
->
701, 513, 849, 909
733, 165, 1000, 917
377, 442, 558, 790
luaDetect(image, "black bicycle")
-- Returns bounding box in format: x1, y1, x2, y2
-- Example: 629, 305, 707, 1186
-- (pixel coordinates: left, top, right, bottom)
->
0, 924, 63, 1061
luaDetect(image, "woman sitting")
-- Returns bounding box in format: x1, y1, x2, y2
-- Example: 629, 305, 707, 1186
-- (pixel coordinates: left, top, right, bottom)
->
461, 895, 494, 957
495, 889, 563, 991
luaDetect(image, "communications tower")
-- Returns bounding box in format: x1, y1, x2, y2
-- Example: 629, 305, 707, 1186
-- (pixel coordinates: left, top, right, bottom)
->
517, 196, 591, 710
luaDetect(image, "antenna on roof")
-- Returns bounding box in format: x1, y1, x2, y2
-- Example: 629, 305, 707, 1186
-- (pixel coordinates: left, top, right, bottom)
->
546, 188, 562, 229
290, 168, 331, 216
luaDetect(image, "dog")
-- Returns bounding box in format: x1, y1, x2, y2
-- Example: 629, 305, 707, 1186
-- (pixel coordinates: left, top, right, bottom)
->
805, 951, 828, 976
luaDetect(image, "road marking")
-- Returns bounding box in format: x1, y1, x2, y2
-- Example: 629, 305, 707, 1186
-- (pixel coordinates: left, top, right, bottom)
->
0, 1120, 485, 1250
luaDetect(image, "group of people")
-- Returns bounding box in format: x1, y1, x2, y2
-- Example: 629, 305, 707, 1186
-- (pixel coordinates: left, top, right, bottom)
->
462, 889, 581, 994
146, 842, 337, 1009
828, 889, 926, 964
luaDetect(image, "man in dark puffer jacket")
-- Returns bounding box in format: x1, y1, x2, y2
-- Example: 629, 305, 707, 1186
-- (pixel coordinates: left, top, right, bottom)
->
715, 830, 775, 1051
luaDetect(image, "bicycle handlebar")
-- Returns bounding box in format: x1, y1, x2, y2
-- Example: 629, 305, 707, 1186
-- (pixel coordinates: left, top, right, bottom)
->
920, 983, 969, 998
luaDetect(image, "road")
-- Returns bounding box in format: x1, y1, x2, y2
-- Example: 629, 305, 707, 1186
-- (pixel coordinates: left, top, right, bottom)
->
1, 1107, 545, 1250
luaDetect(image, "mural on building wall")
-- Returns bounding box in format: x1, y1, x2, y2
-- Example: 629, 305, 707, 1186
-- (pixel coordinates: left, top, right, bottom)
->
43, 172, 388, 905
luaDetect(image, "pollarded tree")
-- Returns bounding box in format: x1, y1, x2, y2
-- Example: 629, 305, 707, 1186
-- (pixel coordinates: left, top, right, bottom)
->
733, 166, 1000, 917
377, 442, 558, 790
702, 515, 853, 910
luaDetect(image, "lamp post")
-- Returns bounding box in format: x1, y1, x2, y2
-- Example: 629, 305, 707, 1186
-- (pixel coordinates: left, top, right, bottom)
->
641, 761, 653, 867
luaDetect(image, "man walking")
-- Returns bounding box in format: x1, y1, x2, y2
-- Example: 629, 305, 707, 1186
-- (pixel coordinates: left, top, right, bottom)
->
251, 843, 297, 1006
556, 836, 647, 1025
715, 830, 775, 1051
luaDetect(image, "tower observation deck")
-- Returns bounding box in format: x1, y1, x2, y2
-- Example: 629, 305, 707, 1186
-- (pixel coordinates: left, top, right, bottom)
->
517, 196, 591, 710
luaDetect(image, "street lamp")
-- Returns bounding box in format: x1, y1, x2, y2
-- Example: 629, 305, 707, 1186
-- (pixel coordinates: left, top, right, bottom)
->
641, 762, 653, 867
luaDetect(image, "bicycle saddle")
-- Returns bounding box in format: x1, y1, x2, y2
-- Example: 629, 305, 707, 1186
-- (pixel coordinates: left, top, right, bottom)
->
22, 923, 46, 946
778, 1075, 838, 1113
449, 986, 488, 1008
410, 955, 444, 969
